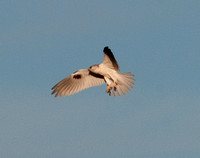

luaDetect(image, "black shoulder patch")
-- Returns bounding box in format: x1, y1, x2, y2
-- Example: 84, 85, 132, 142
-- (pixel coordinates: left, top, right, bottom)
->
89, 71, 104, 79
73, 74, 82, 79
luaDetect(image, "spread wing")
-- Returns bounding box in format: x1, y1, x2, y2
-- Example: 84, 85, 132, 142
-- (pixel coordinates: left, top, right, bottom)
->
51, 69, 105, 97
102, 46, 120, 71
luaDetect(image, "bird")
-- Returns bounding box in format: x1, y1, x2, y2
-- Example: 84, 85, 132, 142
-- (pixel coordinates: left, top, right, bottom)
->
51, 46, 135, 97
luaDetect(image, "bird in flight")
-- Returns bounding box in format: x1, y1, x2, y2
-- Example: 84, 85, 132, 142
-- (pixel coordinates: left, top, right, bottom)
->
51, 46, 135, 97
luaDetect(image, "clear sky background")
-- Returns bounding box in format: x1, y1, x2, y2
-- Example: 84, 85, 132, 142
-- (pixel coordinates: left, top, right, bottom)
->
0, 0, 200, 158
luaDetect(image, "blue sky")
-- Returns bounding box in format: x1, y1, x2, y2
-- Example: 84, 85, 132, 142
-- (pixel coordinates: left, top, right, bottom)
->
0, 0, 200, 158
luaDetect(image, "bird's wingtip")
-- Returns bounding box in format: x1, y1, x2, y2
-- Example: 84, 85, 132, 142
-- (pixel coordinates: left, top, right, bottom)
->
103, 46, 110, 52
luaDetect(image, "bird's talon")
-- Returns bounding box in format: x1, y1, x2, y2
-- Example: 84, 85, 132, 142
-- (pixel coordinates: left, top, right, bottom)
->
106, 85, 111, 93
113, 81, 117, 91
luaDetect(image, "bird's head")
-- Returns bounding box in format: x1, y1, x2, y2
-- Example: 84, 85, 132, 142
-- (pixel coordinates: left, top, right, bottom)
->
89, 64, 99, 73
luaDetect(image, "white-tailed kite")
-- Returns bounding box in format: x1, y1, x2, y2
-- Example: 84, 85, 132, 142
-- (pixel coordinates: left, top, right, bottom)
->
51, 46, 135, 97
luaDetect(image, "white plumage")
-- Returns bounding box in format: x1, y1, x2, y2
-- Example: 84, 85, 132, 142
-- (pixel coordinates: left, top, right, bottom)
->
51, 46, 135, 97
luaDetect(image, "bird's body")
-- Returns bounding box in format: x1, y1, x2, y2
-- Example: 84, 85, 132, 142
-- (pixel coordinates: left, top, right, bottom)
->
51, 46, 135, 97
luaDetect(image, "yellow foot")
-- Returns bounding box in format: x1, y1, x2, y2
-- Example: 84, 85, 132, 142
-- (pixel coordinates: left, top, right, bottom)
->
106, 85, 111, 93
113, 81, 117, 90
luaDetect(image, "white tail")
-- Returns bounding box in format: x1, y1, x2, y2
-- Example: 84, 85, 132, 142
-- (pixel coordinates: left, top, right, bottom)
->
110, 72, 135, 96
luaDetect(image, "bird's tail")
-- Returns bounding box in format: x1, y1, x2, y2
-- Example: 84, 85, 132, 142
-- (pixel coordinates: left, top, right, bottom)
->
110, 72, 135, 96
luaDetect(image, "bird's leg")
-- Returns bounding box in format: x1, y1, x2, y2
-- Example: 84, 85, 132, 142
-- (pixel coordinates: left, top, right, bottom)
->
106, 85, 111, 93
113, 81, 117, 91
104, 77, 113, 96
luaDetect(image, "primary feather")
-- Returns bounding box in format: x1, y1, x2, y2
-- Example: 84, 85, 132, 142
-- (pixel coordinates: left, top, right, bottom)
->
51, 69, 105, 97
